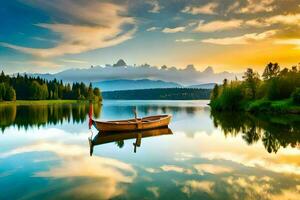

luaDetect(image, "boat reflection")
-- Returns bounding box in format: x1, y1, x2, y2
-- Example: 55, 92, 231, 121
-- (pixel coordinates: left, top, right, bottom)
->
89, 127, 173, 155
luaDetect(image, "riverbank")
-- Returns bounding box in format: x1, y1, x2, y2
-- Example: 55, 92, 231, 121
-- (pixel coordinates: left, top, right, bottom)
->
0, 100, 99, 106
246, 99, 300, 114
211, 98, 300, 114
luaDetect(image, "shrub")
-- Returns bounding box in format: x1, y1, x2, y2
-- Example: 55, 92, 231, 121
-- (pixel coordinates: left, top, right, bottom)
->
248, 100, 271, 113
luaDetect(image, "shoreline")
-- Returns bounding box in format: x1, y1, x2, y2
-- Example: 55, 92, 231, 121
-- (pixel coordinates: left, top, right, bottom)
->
211, 98, 300, 114
0, 100, 101, 106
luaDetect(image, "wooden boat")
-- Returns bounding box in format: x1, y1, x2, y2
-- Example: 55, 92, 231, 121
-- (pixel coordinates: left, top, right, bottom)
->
89, 127, 173, 155
92, 114, 172, 132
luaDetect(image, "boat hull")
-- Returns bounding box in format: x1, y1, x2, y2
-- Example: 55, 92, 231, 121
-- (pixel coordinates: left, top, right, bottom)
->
93, 115, 171, 132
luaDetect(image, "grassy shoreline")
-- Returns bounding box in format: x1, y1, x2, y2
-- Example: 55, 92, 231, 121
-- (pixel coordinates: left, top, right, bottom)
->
211, 98, 300, 114
245, 98, 300, 114
0, 100, 94, 106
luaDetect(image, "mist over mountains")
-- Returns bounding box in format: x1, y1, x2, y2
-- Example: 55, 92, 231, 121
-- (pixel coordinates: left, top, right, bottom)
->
28, 59, 240, 86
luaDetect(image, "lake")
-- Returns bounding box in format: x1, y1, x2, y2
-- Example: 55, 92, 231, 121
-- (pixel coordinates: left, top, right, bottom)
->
0, 100, 300, 200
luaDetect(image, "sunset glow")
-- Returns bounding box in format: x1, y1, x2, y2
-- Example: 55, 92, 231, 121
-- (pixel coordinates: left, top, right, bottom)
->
1, 0, 300, 73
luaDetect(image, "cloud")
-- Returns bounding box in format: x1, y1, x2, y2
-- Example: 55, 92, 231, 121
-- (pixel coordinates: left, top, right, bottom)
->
162, 26, 186, 33
181, 180, 215, 196
175, 38, 195, 43
146, 0, 162, 13
275, 39, 300, 49
182, 3, 218, 15
226, 1, 240, 14
265, 14, 300, 25
30, 60, 63, 68
61, 59, 87, 64
147, 187, 160, 198
201, 30, 277, 45
160, 165, 193, 174
146, 27, 159, 32
244, 19, 269, 27
237, 0, 275, 14
0, 1, 136, 58
193, 164, 233, 174
194, 19, 243, 32
1, 142, 136, 199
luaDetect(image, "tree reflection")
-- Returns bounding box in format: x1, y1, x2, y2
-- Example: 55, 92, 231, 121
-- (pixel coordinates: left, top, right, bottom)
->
0, 102, 101, 132
211, 111, 300, 153
115, 140, 124, 148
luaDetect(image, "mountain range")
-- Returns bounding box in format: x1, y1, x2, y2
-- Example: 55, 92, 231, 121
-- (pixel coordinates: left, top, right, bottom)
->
25, 59, 240, 91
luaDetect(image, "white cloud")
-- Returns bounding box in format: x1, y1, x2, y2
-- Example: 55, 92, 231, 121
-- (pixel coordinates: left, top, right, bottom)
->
0, 1, 136, 58
0, 142, 136, 199
182, 180, 215, 196
160, 165, 193, 174
162, 26, 186, 33
237, 0, 275, 13
201, 30, 277, 45
175, 38, 195, 43
194, 164, 233, 174
265, 14, 300, 25
194, 20, 243, 32
146, 27, 159, 32
275, 39, 300, 49
244, 19, 269, 27
146, 0, 162, 13
182, 3, 218, 15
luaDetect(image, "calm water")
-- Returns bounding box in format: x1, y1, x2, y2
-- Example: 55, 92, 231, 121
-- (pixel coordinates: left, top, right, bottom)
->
0, 100, 300, 200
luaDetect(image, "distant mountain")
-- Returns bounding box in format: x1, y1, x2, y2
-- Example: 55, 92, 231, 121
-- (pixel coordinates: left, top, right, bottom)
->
113, 59, 127, 67
25, 59, 241, 85
188, 83, 217, 89
93, 79, 182, 91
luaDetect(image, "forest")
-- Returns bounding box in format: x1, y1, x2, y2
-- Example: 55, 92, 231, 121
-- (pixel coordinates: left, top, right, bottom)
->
0, 71, 102, 101
103, 88, 211, 100
210, 62, 300, 113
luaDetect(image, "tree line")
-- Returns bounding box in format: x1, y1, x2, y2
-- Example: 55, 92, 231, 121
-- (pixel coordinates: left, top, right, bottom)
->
210, 62, 300, 111
103, 88, 211, 100
0, 71, 102, 101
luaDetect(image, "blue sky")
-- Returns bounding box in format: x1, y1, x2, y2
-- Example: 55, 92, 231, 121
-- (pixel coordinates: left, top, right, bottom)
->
1, 0, 300, 74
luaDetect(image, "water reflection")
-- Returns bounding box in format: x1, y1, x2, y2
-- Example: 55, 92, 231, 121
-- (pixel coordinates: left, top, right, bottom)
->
211, 111, 300, 153
0, 103, 101, 132
90, 127, 173, 155
1, 100, 300, 199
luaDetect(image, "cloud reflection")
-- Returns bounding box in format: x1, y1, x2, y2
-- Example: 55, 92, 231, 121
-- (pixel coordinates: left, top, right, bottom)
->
1, 142, 136, 199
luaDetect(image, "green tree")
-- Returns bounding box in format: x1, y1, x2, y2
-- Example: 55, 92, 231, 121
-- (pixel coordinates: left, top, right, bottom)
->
87, 83, 94, 100
5, 86, 16, 101
0, 83, 6, 101
243, 68, 260, 99
262, 62, 280, 80
211, 84, 219, 100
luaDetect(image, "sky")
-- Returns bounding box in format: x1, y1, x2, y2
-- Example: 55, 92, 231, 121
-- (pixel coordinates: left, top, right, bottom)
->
1, 0, 300, 74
